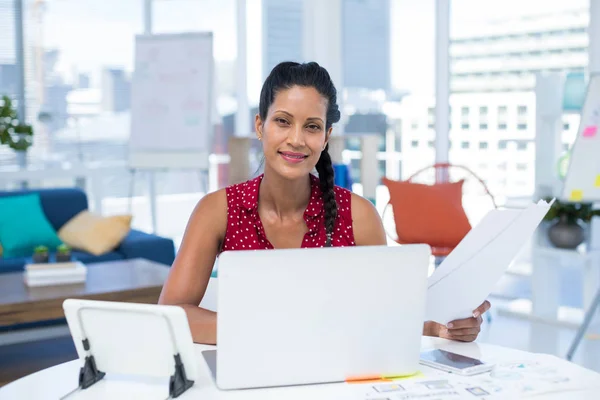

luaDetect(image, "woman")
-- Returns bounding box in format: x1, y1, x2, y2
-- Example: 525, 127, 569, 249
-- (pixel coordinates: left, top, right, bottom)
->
159, 61, 490, 345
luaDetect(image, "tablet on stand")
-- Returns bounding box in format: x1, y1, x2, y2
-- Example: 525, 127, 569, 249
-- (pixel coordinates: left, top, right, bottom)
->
62, 299, 197, 398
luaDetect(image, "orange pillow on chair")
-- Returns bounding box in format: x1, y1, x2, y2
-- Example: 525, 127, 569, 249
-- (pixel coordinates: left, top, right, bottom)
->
382, 178, 471, 249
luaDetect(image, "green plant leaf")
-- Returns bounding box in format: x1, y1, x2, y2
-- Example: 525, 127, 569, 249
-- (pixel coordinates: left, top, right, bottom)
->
0, 94, 33, 152
540, 197, 598, 223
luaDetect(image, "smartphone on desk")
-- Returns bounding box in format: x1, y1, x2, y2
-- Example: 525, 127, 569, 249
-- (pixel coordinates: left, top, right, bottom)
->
419, 349, 494, 376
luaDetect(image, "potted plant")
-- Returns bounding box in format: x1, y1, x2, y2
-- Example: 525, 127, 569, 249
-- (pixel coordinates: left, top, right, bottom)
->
56, 244, 72, 262
32, 245, 49, 264
542, 198, 600, 249
0, 95, 34, 167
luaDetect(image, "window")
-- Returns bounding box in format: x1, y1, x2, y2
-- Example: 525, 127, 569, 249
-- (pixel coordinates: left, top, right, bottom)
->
461, 107, 469, 116
428, 141, 434, 148
516, 163, 527, 171
498, 106, 507, 115
517, 123, 527, 130
479, 106, 488, 115
498, 123, 507, 130
563, 123, 570, 131
411, 140, 419, 148
411, 121, 419, 130
428, 107, 435, 116
479, 141, 488, 149
517, 141, 528, 150
563, 143, 570, 151
461, 141, 470, 149
498, 162, 507, 170
428, 123, 434, 129
480, 123, 488, 130
517, 105, 528, 115
461, 123, 470, 130
498, 141, 508, 149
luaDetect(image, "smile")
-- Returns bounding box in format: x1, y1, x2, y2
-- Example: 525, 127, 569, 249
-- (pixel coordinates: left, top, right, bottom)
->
278, 151, 308, 164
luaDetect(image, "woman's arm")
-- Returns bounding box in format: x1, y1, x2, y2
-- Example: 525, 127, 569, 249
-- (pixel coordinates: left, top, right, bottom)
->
158, 189, 227, 344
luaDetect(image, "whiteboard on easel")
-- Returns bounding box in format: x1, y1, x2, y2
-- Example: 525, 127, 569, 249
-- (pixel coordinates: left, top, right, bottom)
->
562, 73, 600, 202
129, 32, 214, 170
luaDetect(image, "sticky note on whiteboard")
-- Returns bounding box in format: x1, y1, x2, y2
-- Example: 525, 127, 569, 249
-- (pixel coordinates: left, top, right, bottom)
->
596, 175, 600, 188
583, 125, 598, 137
570, 190, 584, 201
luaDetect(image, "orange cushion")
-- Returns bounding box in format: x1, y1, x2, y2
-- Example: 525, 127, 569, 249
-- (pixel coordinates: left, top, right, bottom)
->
383, 178, 471, 249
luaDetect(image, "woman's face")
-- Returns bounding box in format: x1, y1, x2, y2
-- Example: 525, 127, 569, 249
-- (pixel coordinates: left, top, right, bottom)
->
256, 85, 332, 181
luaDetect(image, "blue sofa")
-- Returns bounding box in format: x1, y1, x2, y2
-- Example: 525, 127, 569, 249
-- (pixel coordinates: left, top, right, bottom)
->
0, 188, 176, 273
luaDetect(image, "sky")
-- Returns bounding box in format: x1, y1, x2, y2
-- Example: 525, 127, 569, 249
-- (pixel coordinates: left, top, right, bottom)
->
2, 0, 591, 98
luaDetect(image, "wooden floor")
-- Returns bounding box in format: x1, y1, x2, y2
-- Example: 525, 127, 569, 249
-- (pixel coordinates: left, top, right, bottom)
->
0, 336, 77, 387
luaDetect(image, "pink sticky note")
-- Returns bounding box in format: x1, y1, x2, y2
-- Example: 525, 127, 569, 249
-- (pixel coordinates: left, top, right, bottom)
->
583, 125, 598, 137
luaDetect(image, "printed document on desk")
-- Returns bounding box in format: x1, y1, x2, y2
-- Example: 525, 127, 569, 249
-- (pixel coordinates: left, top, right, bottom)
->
361, 354, 600, 399
425, 199, 553, 324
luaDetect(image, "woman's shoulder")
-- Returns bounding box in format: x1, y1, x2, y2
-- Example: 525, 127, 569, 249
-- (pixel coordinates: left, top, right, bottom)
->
347, 192, 378, 218
195, 188, 228, 214
348, 192, 386, 245
183, 188, 228, 240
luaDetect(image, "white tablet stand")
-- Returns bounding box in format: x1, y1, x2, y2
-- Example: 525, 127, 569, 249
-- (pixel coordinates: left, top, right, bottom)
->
62, 299, 197, 398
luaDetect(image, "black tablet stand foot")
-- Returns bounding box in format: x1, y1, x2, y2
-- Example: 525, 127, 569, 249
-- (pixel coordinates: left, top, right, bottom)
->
79, 355, 106, 389
169, 354, 194, 398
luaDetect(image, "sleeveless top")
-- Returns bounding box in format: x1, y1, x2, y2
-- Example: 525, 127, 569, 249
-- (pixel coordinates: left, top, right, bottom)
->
220, 174, 356, 252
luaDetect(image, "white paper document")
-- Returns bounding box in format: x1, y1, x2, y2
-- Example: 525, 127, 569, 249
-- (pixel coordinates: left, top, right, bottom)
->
425, 199, 553, 324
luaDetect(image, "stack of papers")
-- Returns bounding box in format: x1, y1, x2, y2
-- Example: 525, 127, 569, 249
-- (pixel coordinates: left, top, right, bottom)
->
425, 199, 553, 325
24, 261, 87, 287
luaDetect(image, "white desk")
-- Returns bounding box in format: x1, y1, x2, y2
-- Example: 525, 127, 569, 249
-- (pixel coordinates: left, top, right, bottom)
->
1, 337, 598, 399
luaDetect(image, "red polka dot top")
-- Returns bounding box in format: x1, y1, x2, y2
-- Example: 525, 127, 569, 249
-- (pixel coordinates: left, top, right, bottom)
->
220, 173, 356, 252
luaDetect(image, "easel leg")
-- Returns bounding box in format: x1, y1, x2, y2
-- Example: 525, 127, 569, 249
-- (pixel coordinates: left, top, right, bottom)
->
567, 288, 600, 361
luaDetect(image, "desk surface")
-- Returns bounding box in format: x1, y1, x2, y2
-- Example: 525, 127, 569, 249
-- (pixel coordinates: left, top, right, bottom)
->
0, 258, 169, 327
0, 337, 598, 399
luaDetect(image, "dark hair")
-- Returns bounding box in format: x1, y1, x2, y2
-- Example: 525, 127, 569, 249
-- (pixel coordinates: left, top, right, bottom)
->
259, 61, 341, 247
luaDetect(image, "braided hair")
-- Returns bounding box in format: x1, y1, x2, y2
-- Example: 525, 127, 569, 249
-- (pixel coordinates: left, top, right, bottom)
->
259, 62, 341, 247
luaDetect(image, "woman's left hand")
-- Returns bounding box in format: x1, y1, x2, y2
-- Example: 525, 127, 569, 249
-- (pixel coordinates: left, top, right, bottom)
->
435, 300, 491, 342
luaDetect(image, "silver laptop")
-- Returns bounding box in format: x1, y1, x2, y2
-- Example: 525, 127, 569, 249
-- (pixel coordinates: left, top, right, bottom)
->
203, 244, 430, 390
